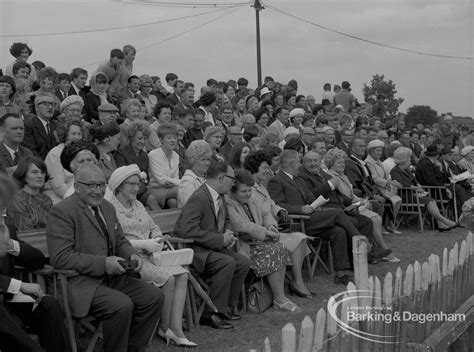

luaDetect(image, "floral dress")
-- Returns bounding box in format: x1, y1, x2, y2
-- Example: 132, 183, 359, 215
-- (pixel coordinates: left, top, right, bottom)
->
107, 195, 186, 286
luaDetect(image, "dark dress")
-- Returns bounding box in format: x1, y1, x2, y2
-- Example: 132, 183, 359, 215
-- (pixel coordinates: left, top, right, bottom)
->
390, 165, 432, 206
114, 144, 149, 200
83, 92, 112, 122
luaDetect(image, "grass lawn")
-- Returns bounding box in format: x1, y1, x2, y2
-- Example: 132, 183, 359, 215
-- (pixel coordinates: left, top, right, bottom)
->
149, 227, 470, 352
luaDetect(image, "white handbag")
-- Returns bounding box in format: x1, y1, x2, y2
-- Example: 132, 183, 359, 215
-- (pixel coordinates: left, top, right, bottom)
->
153, 248, 194, 267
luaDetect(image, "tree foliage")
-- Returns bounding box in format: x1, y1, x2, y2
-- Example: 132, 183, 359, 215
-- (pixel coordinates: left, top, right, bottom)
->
362, 74, 404, 117
404, 105, 439, 128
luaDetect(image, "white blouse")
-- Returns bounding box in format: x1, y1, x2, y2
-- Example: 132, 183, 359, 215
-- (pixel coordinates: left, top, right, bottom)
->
148, 148, 180, 188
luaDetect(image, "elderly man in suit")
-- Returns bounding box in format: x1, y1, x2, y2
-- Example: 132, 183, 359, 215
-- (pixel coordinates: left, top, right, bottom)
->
22, 93, 59, 160
0, 174, 70, 352
174, 161, 250, 329
0, 113, 33, 174
267, 150, 365, 284
47, 164, 163, 352
299, 151, 391, 260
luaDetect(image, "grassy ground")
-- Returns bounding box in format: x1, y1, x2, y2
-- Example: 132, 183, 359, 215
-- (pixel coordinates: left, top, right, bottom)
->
148, 226, 470, 352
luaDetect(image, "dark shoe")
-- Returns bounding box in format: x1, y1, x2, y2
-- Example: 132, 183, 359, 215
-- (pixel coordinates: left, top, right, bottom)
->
369, 247, 392, 260
334, 274, 352, 285
288, 285, 312, 298
219, 307, 241, 321
200, 314, 234, 329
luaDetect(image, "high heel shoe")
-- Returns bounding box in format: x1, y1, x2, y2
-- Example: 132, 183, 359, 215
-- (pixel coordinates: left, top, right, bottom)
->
158, 328, 197, 347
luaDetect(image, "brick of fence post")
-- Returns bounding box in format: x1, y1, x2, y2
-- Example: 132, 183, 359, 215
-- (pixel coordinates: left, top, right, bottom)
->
412, 261, 423, 343
400, 264, 413, 352
312, 308, 326, 352
459, 240, 468, 303
298, 316, 314, 352
339, 293, 351, 352
282, 323, 297, 352
448, 246, 457, 313
373, 276, 382, 352
393, 267, 403, 351
383, 272, 394, 352
433, 254, 442, 330
353, 236, 369, 292
264, 337, 271, 352
326, 302, 339, 352
418, 262, 431, 341
427, 255, 439, 333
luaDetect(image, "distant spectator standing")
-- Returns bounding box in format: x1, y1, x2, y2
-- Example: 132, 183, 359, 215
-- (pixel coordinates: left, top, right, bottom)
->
4, 43, 37, 86
95, 49, 125, 98
333, 81, 356, 112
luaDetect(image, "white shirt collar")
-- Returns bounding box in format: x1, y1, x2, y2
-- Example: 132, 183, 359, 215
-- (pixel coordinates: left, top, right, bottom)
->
3, 143, 18, 159
71, 82, 80, 94
205, 183, 220, 214
37, 116, 49, 130
283, 171, 294, 180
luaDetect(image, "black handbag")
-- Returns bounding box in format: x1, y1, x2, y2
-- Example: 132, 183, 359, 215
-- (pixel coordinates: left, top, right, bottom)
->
247, 278, 273, 314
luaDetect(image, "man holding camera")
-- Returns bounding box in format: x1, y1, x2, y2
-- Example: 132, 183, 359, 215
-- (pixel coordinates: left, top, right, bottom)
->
175, 161, 250, 329
47, 164, 163, 352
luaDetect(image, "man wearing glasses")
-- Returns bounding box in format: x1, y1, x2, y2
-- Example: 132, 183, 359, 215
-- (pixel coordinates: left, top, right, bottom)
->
23, 92, 59, 159
175, 162, 250, 329
47, 164, 163, 352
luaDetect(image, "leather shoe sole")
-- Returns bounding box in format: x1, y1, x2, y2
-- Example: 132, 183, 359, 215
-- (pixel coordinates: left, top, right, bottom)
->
200, 315, 234, 329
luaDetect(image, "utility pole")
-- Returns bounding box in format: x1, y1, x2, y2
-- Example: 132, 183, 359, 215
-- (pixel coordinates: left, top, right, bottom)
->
253, 0, 264, 87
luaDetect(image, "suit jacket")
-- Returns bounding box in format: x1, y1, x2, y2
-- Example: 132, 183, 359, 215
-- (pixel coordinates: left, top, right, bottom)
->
174, 184, 230, 273
67, 85, 88, 100
46, 193, 137, 317
298, 166, 350, 208
344, 156, 376, 197
267, 120, 285, 142
0, 143, 33, 168
55, 89, 68, 102
267, 170, 316, 214
415, 157, 444, 186
117, 89, 144, 109
22, 116, 58, 160
338, 141, 351, 156
390, 165, 417, 188
225, 195, 274, 258
165, 93, 180, 106
0, 223, 46, 295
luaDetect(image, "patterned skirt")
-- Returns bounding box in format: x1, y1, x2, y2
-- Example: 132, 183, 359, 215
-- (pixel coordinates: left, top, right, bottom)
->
139, 256, 188, 287
249, 241, 292, 278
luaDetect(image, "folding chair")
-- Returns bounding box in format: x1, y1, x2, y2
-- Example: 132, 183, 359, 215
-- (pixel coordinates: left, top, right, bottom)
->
394, 187, 426, 233
287, 214, 334, 279
16, 229, 102, 352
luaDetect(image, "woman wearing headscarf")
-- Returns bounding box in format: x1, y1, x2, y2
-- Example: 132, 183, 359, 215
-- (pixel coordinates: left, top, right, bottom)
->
84, 72, 111, 122
89, 123, 121, 180
104, 165, 196, 347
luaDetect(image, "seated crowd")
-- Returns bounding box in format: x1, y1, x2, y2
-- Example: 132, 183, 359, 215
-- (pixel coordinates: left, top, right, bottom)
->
1, 42, 471, 352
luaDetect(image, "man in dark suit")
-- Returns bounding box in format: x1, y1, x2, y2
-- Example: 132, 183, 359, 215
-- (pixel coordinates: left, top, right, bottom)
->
0, 174, 70, 352
117, 75, 143, 109
22, 93, 58, 160
338, 127, 354, 156
68, 67, 89, 100
299, 151, 390, 259
0, 113, 33, 172
174, 162, 250, 329
47, 165, 163, 352
415, 146, 445, 187
438, 147, 473, 206
55, 72, 72, 102
165, 79, 184, 106
268, 150, 365, 281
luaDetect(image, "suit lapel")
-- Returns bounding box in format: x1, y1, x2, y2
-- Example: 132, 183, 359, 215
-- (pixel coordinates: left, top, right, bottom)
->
0, 144, 13, 167
33, 117, 48, 140
279, 171, 308, 202
76, 196, 107, 239
202, 185, 219, 225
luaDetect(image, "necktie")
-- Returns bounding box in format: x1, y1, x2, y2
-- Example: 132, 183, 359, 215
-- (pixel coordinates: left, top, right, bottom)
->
12, 151, 18, 165
92, 207, 112, 255
45, 122, 51, 136
216, 196, 225, 233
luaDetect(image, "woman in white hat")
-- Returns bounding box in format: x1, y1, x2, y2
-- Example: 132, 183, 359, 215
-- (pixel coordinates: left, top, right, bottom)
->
105, 165, 196, 347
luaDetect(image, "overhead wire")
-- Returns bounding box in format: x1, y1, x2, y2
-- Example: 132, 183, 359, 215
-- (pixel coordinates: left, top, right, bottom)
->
117, 0, 249, 8
263, 2, 473, 61
0, 5, 243, 38
79, 3, 246, 68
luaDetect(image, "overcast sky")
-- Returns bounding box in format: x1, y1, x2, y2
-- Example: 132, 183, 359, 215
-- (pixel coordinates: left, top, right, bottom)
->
1, 0, 473, 117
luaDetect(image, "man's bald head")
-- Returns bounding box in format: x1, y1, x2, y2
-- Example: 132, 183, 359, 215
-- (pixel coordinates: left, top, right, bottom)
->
279, 149, 301, 175
74, 164, 107, 207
